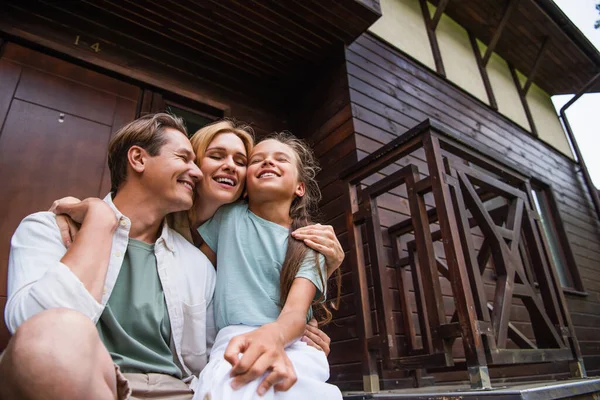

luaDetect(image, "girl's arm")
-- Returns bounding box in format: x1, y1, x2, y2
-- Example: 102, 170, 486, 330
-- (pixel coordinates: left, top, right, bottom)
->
291, 223, 344, 278
223, 277, 316, 395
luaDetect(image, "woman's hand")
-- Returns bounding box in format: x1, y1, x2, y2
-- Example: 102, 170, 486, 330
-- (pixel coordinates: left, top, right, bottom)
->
302, 318, 331, 356
291, 223, 344, 277
49, 197, 82, 248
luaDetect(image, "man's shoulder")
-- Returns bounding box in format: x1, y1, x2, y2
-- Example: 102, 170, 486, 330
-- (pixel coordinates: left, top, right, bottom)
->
15, 211, 59, 232
11, 211, 62, 248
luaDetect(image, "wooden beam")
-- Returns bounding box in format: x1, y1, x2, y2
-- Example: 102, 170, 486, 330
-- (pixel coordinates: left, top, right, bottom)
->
523, 37, 550, 95
419, 0, 446, 77
482, 0, 520, 66
468, 31, 498, 110
508, 62, 538, 137
431, 0, 450, 31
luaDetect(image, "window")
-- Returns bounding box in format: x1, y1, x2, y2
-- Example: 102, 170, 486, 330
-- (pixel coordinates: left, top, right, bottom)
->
530, 184, 583, 292
139, 89, 223, 137
165, 103, 217, 138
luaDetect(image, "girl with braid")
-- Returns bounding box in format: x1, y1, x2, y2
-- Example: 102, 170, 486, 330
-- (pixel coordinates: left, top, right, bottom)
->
195, 132, 342, 400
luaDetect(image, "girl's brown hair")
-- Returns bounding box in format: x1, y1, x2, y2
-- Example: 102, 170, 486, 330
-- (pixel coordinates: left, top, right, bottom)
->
262, 132, 341, 326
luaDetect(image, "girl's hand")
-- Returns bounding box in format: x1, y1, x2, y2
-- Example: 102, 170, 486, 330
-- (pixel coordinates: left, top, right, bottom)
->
49, 197, 82, 248
224, 323, 297, 395
302, 318, 331, 356
291, 223, 344, 277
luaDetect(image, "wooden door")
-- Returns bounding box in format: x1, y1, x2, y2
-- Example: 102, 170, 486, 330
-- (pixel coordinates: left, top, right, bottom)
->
0, 43, 140, 349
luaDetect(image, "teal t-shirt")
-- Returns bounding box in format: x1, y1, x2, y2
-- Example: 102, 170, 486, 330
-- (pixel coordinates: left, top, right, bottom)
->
96, 239, 181, 378
198, 202, 326, 332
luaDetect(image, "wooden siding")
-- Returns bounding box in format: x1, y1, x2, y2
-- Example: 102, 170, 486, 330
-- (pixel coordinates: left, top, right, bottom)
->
336, 32, 600, 388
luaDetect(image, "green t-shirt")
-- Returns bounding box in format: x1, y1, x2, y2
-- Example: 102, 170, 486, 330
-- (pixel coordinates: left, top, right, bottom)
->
198, 202, 327, 332
96, 239, 181, 378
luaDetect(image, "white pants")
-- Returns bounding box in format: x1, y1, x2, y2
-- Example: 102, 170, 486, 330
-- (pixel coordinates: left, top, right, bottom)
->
194, 325, 343, 400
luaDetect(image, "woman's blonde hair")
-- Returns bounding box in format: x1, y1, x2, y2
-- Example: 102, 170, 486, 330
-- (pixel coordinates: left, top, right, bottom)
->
168, 119, 254, 241
189, 119, 254, 163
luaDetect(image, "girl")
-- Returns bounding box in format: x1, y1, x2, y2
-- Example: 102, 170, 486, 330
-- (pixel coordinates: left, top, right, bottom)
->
194, 132, 342, 399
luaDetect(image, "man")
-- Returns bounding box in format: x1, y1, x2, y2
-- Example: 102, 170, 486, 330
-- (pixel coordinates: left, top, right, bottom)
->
0, 114, 298, 399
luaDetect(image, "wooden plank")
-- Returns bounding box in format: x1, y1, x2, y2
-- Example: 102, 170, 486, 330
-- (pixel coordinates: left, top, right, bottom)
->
468, 31, 498, 110
481, 0, 520, 66
419, 0, 445, 77
508, 62, 538, 137
522, 37, 550, 95
431, 0, 450, 31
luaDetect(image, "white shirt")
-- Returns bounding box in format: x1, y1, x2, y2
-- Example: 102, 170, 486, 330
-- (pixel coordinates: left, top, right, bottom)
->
5, 194, 216, 390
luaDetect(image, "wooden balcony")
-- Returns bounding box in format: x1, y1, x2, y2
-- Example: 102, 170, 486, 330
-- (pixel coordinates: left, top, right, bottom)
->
339, 120, 586, 392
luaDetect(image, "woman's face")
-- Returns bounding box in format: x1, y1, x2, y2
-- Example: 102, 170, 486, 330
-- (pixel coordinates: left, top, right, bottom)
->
196, 132, 247, 207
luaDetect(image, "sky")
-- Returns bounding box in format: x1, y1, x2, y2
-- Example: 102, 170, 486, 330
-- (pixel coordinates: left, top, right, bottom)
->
551, 0, 600, 187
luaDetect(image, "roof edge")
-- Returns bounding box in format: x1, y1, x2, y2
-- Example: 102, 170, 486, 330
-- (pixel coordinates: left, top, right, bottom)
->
534, 0, 600, 70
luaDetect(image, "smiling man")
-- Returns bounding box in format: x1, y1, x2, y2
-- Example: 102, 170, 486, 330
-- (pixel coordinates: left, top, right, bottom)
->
0, 114, 224, 399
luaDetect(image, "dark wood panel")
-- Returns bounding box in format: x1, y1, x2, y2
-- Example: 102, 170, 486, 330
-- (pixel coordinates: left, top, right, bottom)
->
0, 59, 21, 134
0, 100, 113, 295
15, 67, 117, 125
2, 43, 139, 101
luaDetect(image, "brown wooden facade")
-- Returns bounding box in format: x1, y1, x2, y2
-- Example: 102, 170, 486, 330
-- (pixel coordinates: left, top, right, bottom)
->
1, 0, 600, 396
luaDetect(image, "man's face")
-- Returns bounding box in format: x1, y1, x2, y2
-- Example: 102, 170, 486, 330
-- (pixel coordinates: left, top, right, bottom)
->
143, 128, 203, 213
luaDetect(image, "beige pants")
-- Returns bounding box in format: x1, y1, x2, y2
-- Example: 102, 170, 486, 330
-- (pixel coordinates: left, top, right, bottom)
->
116, 366, 193, 400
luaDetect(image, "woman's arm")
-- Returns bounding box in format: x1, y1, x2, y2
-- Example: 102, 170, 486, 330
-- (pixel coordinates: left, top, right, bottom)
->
302, 318, 331, 356
49, 197, 83, 248
223, 277, 316, 395
199, 242, 217, 266
291, 223, 344, 278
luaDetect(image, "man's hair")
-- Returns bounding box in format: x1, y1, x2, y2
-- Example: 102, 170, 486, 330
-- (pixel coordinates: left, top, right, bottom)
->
108, 113, 187, 194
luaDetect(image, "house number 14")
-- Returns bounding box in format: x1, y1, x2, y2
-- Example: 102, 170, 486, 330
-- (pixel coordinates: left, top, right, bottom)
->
74, 35, 101, 53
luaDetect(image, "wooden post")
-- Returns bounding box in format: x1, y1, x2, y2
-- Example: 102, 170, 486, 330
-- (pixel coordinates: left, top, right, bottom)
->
468, 32, 498, 110
422, 130, 491, 389
344, 184, 380, 392
508, 63, 538, 137
419, 0, 446, 77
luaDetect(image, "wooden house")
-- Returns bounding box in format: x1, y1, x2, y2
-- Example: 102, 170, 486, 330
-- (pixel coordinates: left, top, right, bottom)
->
1, 0, 600, 398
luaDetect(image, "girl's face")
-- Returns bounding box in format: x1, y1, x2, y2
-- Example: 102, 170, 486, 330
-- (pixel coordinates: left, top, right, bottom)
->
196, 132, 247, 207
246, 139, 304, 203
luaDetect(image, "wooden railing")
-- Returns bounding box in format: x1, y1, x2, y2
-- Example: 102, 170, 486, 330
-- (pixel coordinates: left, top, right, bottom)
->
340, 119, 586, 392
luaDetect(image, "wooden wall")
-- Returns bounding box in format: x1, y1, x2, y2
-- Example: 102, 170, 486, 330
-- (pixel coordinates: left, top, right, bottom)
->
288, 48, 371, 390
332, 32, 600, 388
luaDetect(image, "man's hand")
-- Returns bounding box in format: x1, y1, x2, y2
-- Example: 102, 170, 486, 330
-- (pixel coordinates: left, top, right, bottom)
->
291, 223, 344, 277
224, 323, 297, 396
302, 318, 331, 356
